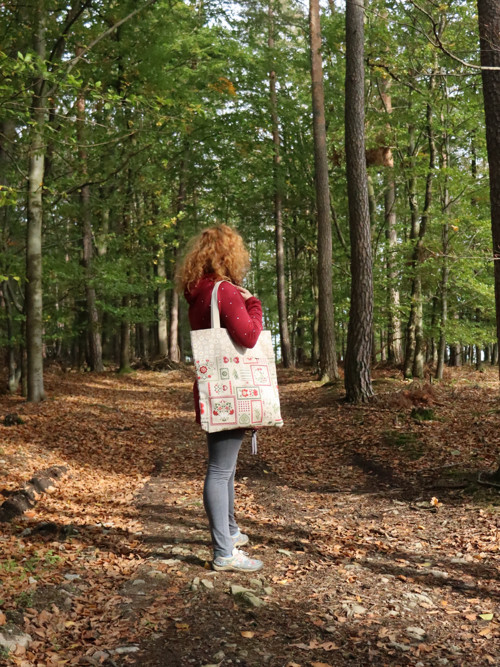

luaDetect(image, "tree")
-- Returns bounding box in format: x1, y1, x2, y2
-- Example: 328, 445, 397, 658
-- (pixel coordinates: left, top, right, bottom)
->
344, 0, 374, 402
25, 0, 47, 402
269, 0, 293, 368
309, 0, 338, 382
477, 0, 500, 379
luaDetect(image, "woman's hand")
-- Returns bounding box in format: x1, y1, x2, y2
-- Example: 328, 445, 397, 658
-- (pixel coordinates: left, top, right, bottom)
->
236, 286, 254, 301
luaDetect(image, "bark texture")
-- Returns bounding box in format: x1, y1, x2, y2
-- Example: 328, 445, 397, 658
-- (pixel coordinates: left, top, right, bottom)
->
344, 0, 374, 403
309, 0, 338, 381
269, 1, 292, 368
76, 54, 103, 372
26, 0, 47, 402
478, 0, 500, 379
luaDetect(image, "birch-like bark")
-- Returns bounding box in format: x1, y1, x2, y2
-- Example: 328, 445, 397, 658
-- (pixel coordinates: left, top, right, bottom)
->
26, 0, 47, 402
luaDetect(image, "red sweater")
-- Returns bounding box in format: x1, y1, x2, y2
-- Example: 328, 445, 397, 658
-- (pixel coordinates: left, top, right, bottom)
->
186, 275, 263, 423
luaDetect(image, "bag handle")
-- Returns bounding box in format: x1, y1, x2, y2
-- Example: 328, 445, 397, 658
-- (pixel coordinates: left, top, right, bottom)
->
210, 281, 225, 329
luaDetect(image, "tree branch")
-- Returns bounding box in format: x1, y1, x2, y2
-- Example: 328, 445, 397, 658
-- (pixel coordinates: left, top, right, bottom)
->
410, 0, 500, 71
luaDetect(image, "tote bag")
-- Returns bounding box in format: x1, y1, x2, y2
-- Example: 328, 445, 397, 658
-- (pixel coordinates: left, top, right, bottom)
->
190, 281, 283, 434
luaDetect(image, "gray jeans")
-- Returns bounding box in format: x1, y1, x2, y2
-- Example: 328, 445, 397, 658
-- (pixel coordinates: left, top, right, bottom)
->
203, 429, 245, 558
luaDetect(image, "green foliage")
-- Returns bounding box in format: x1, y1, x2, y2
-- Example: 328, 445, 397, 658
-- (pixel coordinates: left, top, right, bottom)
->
0, 0, 496, 370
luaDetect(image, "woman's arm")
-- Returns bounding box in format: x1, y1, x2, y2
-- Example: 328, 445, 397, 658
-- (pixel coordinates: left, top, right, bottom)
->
217, 282, 263, 348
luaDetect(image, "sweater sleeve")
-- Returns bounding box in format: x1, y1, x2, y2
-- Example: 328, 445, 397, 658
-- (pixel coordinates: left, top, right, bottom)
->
217, 282, 263, 348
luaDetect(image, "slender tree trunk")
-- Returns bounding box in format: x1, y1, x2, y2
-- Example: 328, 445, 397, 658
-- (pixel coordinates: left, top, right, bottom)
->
119, 200, 132, 372
403, 122, 419, 378
169, 288, 180, 362
157, 247, 168, 357
309, 0, 338, 381
76, 52, 103, 372
26, 0, 47, 402
380, 80, 403, 364
405, 72, 437, 379
269, 1, 292, 368
492, 343, 498, 366
478, 0, 500, 382
309, 250, 320, 369
343, 0, 374, 402
436, 134, 451, 379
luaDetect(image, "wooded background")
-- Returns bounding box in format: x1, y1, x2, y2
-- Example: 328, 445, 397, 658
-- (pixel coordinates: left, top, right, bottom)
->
1, 0, 499, 402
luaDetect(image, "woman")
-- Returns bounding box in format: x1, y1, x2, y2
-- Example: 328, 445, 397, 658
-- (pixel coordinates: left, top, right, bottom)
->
177, 224, 264, 572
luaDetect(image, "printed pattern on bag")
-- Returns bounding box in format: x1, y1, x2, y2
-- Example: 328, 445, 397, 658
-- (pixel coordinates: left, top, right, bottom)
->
191, 327, 283, 433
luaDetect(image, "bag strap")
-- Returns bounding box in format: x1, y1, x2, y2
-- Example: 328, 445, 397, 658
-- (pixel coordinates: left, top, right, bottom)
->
210, 281, 226, 329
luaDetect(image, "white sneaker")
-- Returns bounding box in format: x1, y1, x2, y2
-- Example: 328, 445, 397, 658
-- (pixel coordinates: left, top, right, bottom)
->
213, 548, 263, 572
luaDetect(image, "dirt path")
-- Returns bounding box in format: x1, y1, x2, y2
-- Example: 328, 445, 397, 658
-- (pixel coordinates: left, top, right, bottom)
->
127, 369, 500, 667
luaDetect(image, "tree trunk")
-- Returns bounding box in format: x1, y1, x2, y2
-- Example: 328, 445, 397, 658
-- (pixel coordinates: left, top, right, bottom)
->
405, 72, 437, 379
269, 1, 293, 368
169, 289, 180, 362
492, 343, 498, 366
403, 122, 419, 378
344, 0, 374, 403
26, 0, 47, 402
436, 132, 450, 379
157, 247, 168, 357
76, 52, 103, 372
380, 80, 403, 365
309, 0, 338, 382
310, 250, 320, 369
119, 203, 132, 372
478, 0, 500, 380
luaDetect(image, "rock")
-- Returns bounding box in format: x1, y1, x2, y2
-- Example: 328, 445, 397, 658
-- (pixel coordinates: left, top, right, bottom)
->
171, 546, 191, 556
191, 577, 200, 591
0, 628, 32, 652
113, 646, 140, 655
231, 585, 252, 596
249, 578, 263, 589
428, 569, 448, 579
388, 641, 411, 652
406, 627, 426, 641
263, 586, 273, 595
403, 592, 434, 607
159, 558, 182, 567
92, 650, 110, 661
238, 592, 265, 608
277, 548, 293, 557
64, 573, 80, 581
213, 650, 225, 661
132, 579, 146, 586
147, 570, 168, 580
342, 602, 367, 616
201, 578, 214, 590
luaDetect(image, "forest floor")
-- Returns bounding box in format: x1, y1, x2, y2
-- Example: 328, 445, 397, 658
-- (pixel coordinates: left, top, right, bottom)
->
0, 364, 499, 667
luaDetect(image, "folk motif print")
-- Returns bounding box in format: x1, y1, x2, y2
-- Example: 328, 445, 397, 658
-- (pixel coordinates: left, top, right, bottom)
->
190, 282, 283, 434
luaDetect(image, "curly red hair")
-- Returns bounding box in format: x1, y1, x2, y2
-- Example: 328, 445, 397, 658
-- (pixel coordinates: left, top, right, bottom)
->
176, 224, 250, 293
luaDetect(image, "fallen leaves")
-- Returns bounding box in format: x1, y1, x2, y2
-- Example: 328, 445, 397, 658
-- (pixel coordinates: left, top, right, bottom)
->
0, 367, 500, 667
291, 641, 339, 651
